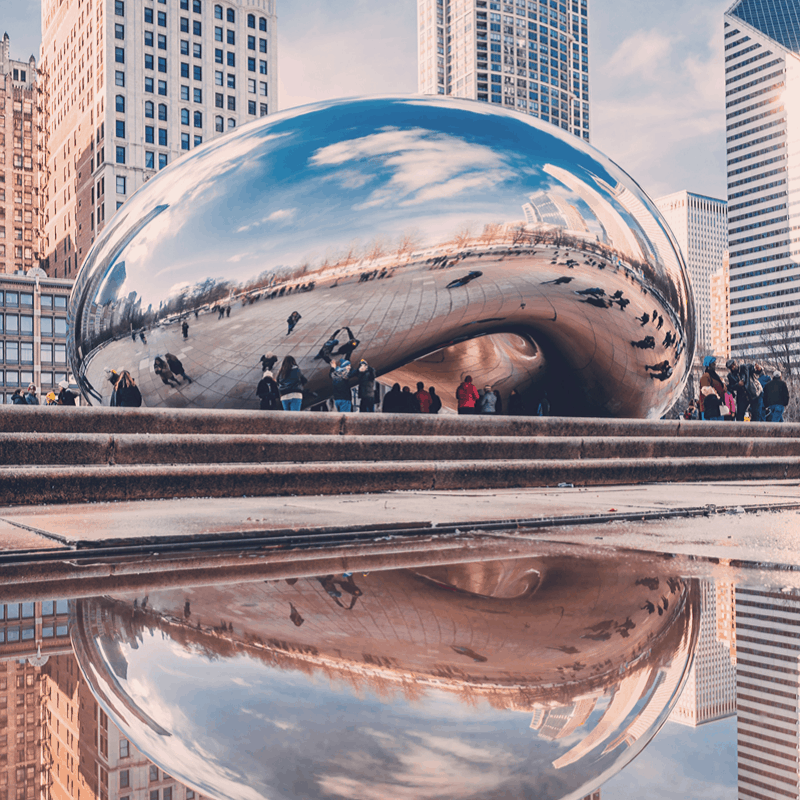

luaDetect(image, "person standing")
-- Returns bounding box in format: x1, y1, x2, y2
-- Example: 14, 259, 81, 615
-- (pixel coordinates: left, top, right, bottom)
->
286, 311, 302, 335
400, 386, 419, 413
428, 386, 442, 414
508, 388, 525, 416
699, 357, 726, 420
537, 393, 550, 416
330, 358, 354, 412
414, 382, 432, 413
382, 383, 404, 413
725, 359, 751, 421
57, 380, 77, 405
165, 353, 192, 383
277, 355, 306, 410
10, 389, 26, 405
356, 359, 377, 412
700, 386, 723, 421
23, 384, 39, 405
478, 385, 497, 414
181, 320, 189, 340
764, 370, 790, 422
256, 369, 282, 410
456, 375, 479, 415
113, 371, 143, 407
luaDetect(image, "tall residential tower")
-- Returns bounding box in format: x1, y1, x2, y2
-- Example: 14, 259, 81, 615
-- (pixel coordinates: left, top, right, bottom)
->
723, 0, 800, 366
655, 191, 728, 355
417, 0, 590, 140
39, 0, 278, 280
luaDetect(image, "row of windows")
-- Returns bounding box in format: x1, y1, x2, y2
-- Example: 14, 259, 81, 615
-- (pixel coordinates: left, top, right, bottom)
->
2, 372, 70, 392
0, 602, 68, 620
0, 341, 68, 365
0, 293, 66, 310
0, 316, 67, 337
0, 625, 68, 641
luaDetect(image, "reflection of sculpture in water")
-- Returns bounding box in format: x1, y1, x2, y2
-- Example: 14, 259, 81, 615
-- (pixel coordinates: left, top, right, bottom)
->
72, 553, 699, 800
68, 97, 695, 418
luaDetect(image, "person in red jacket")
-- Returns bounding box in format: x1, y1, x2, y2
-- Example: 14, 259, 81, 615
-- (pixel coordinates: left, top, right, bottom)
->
414, 381, 432, 413
456, 375, 480, 414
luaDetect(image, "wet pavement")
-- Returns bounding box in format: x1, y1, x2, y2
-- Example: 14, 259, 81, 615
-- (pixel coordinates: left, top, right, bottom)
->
0, 484, 798, 800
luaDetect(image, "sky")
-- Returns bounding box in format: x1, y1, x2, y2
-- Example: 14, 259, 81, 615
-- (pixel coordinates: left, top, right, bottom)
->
2, 0, 731, 199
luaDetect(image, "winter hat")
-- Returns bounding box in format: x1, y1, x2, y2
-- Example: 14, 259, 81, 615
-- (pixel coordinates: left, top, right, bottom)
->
58, 380, 69, 389
702, 356, 716, 368
262, 370, 273, 379
773, 370, 781, 378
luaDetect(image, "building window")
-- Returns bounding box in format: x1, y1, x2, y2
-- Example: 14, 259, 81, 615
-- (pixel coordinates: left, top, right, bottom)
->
144, 76, 154, 93
260, 103, 268, 116
227, 52, 235, 67
259, 17, 267, 31
115, 95, 125, 112
145, 126, 154, 143
247, 57, 255, 72
145, 54, 154, 70
181, 132, 190, 150
158, 11, 167, 26
181, 62, 189, 78
215, 26, 223, 41
115, 71, 125, 86
247, 13, 255, 27
228, 118, 236, 129
227, 30, 235, 45
145, 151, 155, 169
145, 100, 154, 117
116, 176, 126, 195
193, 42, 202, 58
193, 0, 201, 11
260, 81, 267, 96
158, 33, 167, 49
194, 135, 203, 146
116, 146, 126, 164
193, 20, 201, 35
158, 80, 167, 95
180, 39, 189, 55
227, 74, 235, 88
54, 319, 67, 337
145, 30, 154, 46
145, 7, 153, 23
158, 56, 167, 72
158, 103, 168, 121
180, 0, 189, 7
159, 152, 168, 170
181, 108, 190, 125
215, 48, 223, 63
259, 38, 267, 53
215, 92, 224, 108
247, 78, 256, 93
115, 0, 125, 14
115, 23, 125, 39
259, 60, 267, 74
193, 110, 203, 128
193, 65, 202, 80
180, 17, 189, 32
247, 35, 255, 50
214, 4, 222, 19
214, 70, 223, 85
115, 120, 125, 138
193, 87, 202, 102
248, 100, 256, 115
115, 47, 125, 63
181, 84, 190, 100
227, 8, 235, 22
158, 128, 168, 146
227, 96, 235, 110
215, 115, 224, 131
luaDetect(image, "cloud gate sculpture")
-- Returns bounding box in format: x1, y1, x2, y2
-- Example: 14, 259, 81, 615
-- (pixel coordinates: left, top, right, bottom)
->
71, 554, 699, 800
68, 97, 695, 417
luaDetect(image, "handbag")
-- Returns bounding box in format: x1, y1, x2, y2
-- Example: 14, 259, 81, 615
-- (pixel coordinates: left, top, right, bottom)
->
719, 403, 730, 416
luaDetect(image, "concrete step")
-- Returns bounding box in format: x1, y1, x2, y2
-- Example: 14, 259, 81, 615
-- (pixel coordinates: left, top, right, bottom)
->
2, 406, 799, 439
3, 457, 800, 505
3, 432, 800, 466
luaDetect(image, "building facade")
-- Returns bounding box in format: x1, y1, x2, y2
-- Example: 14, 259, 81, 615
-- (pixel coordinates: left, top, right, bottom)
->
39, 0, 278, 281
724, 0, 800, 367
0, 271, 73, 404
417, 0, 590, 140
655, 191, 728, 355
0, 35, 44, 277
710, 252, 732, 360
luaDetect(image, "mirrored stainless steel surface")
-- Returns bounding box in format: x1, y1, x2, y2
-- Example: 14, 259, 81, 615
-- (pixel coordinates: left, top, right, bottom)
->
72, 555, 699, 800
68, 97, 695, 417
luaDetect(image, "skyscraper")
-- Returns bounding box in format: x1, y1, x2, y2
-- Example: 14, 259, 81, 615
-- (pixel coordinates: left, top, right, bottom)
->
39, 0, 278, 281
655, 191, 728, 355
0, 34, 43, 276
710, 253, 732, 360
724, 0, 800, 365
417, 0, 590, 140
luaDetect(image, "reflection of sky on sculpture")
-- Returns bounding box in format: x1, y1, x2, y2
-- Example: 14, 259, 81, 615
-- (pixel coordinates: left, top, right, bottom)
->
81, 614, 693, 800
81, 96, 681, 310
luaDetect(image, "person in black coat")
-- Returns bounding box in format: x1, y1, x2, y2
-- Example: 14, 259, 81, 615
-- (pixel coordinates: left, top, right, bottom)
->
256, 369, 282, 410
113, 371, 143, 407
428, 386, 442, 414
382, 383, 404, 413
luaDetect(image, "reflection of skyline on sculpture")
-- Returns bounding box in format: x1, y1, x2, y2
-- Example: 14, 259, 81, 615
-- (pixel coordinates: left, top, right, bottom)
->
69, 97, 695, 418
71, 555, 699, 800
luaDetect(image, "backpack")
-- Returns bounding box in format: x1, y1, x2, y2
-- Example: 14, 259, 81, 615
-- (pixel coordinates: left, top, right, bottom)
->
748, 372, 763, 399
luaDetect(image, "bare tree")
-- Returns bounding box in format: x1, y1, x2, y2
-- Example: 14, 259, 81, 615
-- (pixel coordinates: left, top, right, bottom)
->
453, 222, 474, 250
395, 229, 423, 262
757, 312, 800, 421
365, 237, 387, 263
480, 222, 502, 246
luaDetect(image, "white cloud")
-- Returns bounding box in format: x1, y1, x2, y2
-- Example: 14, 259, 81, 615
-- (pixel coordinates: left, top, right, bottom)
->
311, 127, 515, 208
606, 30, 675, 79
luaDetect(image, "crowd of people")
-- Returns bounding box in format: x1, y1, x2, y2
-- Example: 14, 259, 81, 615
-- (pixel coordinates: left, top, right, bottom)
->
10, 380, 77, 406
687, 356, 791, 422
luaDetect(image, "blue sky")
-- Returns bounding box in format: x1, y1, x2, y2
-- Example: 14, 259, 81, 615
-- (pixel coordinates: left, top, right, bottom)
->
3, 0, 731, 201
